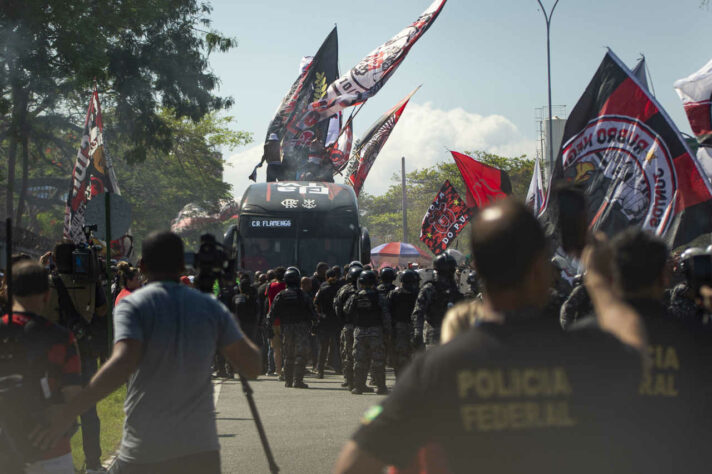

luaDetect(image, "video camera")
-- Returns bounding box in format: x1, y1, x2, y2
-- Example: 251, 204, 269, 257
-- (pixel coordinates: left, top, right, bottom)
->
54, 225, 101, 283
185, 233, 237, 294
680, 247, 712, 296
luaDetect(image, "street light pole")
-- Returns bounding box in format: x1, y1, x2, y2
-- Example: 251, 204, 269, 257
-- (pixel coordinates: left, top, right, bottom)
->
401, 156, 408, 243
536, 0, 560, 177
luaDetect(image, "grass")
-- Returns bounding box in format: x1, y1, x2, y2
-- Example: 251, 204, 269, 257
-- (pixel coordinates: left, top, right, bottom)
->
71, 385, 126, 472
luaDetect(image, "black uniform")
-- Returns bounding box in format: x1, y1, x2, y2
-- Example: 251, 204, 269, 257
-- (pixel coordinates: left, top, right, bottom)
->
269, 288, 316, 387
352, 310, 642, 474
388, 286, 418, 378
376, 283, 396, 299
334, 282, 359, 387
314, 280, 341, 377
411, 277, 463, 348
344, 289, 391, 392
234, 289, 260, 342
629, 297, 712, 473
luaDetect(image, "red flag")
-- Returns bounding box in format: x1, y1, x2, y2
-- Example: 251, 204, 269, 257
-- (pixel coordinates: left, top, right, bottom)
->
450, 151, 512, 208
420, 180, 473, 254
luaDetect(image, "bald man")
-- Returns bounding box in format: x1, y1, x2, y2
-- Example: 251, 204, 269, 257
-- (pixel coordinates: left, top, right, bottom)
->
334, 199, 645, 474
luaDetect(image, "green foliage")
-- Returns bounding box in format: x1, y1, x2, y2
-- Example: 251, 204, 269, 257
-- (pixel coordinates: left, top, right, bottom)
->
359, 151, 534, 255
1, 0, 238, 223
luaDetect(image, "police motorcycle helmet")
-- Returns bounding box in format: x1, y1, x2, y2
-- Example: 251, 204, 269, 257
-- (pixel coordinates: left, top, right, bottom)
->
347, 265, 364, 285
401, 269, 420, 291
358, 269, 378, 289
284, 266, 301, 288
433, 253, 457, 279
379, 266, 396, 284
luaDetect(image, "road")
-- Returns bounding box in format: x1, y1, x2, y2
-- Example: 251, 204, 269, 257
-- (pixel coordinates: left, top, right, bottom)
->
215, 370, 392, 473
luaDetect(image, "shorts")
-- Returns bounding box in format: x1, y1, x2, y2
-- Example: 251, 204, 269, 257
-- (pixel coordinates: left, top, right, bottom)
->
108, 451, 220, 474
25, 453, 74, 474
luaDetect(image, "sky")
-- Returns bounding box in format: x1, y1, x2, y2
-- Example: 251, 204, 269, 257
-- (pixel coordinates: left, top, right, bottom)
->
206, 0, 710, 199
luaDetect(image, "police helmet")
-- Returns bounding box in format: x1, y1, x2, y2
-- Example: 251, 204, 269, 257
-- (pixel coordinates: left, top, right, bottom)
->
284, 267, 301, 287
349, 261, 363, 270
347, 266, 363, 284
358, 270, 378, 288
466, 271, 477, 285
379, 267, 396, 283
401, 269, 420, 288
433, 253, 457, 276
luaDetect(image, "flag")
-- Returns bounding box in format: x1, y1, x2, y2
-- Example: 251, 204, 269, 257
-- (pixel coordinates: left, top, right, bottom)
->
544, 50, 712, 248
345, 87, 418, 195
420, 180, 473, 254
526, 158, 545, 215
265, 27, 338, 144
330, 118, 353, 173
450, 151, 512, 208
296, 0, 446, 129
674, 58, 712, 184
631, 56, 649, 92
63, 88, 121, 245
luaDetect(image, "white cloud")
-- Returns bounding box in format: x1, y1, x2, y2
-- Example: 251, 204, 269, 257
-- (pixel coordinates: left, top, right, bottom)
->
223, 102, 537, 199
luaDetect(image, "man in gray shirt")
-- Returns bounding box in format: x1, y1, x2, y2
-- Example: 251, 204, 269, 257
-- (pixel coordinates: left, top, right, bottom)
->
31, 231, 262, 473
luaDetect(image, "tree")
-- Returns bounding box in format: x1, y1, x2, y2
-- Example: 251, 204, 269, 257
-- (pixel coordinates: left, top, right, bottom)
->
1, 0, 236, 222
26, 108, 252, 247
358, 151, 534, 256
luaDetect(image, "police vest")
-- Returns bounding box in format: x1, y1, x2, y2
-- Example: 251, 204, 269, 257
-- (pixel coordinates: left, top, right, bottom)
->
277, 289, 312, 325
425, 280, 463, 328
391, 288, 418, 324
336, 283, 358, 324
353, 290, 383, 328
234, 293, 259, 326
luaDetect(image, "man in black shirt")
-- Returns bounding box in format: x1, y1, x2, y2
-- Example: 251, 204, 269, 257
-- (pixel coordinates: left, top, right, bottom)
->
387, 269, 419, 380
314, 268, 341, 379
334, 265, 363, 391
334, 199, 644, 474
268, 267, 316, 389
607, 228, 712, 473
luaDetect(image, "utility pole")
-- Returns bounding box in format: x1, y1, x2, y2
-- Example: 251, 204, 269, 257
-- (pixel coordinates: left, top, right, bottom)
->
401, 156, 408, 243
536, 0, 560, 176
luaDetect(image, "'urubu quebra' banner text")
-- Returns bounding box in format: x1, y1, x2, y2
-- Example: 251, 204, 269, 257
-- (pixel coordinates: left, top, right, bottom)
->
296, 0, 445, 130
544, 50, 712, 248
345, 87, 418, 196
63, 88, 121, 245
674, 58, 712, 184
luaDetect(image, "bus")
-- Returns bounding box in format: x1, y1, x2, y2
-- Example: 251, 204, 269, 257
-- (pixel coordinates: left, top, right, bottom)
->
224, 181, 370, 273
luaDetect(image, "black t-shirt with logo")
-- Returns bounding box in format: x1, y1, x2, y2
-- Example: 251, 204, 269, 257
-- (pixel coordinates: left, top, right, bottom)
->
352, 312, 642, 474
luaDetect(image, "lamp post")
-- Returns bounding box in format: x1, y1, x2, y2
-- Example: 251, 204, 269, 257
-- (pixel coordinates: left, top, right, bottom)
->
536, 0, 560, 176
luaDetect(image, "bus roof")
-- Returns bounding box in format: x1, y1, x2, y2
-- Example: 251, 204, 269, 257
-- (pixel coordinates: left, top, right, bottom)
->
239, 181, 359, 216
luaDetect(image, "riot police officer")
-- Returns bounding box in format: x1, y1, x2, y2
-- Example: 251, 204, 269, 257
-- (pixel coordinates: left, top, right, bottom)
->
314, 268, 342, 378
412, 253, 463, 349
268, 267, 316, 388
334, 264, 363, 390
464, 271, 481, 300
388, 269, 419, 379
344, 270, 391, 395
377, 267, 396, 298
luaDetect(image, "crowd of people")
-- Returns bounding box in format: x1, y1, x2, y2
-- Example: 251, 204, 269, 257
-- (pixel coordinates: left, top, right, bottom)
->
3, 197, 712, 473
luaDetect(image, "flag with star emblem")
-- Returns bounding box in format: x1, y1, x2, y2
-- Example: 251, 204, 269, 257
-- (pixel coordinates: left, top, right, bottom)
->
542, 50, 712, 248
420, 180, 473, 255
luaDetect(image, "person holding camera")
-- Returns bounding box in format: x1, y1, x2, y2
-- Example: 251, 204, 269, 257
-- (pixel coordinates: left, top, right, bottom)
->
41, 242, 107, 474
30, 231, 261, 474
114, 262, 141, 307
1, 260, 82, 474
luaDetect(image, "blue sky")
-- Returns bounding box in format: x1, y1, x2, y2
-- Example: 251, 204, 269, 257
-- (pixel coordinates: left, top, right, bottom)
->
206, 0, 710, 197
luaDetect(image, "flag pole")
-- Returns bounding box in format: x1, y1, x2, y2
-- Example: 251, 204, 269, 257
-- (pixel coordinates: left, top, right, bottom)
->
536, 0, 560, 181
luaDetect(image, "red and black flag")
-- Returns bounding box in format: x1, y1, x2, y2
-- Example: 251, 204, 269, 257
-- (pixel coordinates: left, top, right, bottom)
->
346, 87, 418, 196
544, 50, 712, 248
420, 180, 473, 255
63, 88, 121, 245
450, 151, 512, 208
296, 0, 446, 129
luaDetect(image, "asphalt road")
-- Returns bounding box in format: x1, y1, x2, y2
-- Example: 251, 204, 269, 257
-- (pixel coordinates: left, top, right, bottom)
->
215, 370, 392, 474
